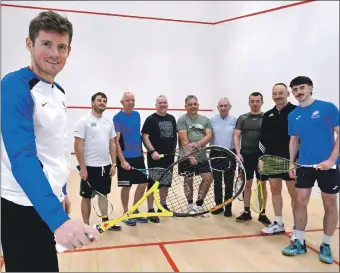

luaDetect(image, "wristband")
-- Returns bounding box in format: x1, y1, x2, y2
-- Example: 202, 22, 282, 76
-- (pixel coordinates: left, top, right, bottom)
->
149, 150, 156, 155
112, 163, 117, 167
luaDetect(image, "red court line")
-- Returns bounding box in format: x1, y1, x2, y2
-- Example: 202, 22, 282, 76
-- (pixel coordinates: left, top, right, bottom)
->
213, 0, 317, 25
159, 244, 180, 272
0, 3, 213, 25
66, 106, 213, 112
2, 227, 337, 270
59, 227, 336, 254
1, 1, 317, 26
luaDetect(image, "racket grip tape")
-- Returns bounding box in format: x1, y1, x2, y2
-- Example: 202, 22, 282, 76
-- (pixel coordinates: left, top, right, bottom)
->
55, 232, 95, 253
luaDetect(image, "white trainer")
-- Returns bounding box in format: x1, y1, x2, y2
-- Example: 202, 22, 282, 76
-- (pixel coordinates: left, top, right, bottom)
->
261, 221, 285, 235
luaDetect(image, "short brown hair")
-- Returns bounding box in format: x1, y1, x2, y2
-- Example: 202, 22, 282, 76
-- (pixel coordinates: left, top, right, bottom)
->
29, 11, 73, 46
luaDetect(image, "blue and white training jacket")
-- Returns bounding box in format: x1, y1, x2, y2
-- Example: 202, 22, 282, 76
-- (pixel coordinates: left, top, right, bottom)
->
1, 67, 70, 232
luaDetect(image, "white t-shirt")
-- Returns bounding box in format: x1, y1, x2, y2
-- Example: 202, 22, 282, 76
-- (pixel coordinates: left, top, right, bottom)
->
74, 111, 116, 167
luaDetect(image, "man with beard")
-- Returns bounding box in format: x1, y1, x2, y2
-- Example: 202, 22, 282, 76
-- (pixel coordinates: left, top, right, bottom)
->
233, 92, 271, 226
142, 95, 177, 223
282, 76, 339, 264
114, 92, 149, 226
260, 83, 296, 236
74, 92, 121, 231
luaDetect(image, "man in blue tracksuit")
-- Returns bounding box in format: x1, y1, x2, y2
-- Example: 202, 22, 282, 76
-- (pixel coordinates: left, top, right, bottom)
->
1, 11, 99, 272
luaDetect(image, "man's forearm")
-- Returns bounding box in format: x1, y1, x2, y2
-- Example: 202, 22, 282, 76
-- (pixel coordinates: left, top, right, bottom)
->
197, 135, 211, 147
289, 138, 299, 162
142, 136, 155, 152
329, 133, 339, 162
115, 140, 126, 163
109, 140, 117, 165
75, 143, 86, 169
234, 136, 241, 154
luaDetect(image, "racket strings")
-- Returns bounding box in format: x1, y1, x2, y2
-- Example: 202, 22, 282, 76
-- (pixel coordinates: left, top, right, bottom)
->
258, 156, 292, 175
250, 182, 264, 213
160, 148, 243, 214
91, 191, 113, 218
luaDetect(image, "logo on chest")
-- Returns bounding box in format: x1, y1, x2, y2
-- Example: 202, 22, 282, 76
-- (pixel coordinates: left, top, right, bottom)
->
311, 110, 320, 119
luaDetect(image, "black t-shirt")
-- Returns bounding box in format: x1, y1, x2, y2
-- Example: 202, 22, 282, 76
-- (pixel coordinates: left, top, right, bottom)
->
260, 102, 297, 158
141, 113, 177, 155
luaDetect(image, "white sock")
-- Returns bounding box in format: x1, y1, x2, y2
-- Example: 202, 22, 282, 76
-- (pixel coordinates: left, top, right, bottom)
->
322, 234, 332, 245
275, 216, 283, 224
295, 230, 305, 244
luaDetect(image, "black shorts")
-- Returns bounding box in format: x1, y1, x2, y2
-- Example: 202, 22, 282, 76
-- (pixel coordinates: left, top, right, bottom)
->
242, 152, 265, 181
178, 158, 211, 178
147, 155, 174, 189
296, 166, 340, 194
1, 197, 59, 272
80, 164, 112, 198
117, 156, 149, 187
267, 172, 294, 181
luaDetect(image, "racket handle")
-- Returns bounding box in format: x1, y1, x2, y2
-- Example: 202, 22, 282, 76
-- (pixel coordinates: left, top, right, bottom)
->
55, 233, 94, 253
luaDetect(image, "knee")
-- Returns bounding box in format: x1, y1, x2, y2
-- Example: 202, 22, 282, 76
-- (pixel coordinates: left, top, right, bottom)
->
121, 186, 131, 193
294, 191, 309, 206
322, 194, 338, 212
270, 184, 282, 195
138, 183, 148, 191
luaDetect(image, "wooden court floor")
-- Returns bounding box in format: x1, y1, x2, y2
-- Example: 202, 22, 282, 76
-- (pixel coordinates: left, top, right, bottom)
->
1, 170, 339, 272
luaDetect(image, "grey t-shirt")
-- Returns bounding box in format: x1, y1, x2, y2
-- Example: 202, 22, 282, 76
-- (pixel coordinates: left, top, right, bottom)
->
177, 114, 212, 143
177, 114, 212, 159
235, 112, 263, 154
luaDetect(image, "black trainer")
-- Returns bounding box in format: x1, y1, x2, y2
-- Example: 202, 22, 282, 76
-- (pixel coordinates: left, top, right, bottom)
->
102, 218, 122, 231
236, 210, 252, 222
108, 225, 122, 231
224, 205, 232, 217
148, 208, 160, 223
258, 212, 271, 226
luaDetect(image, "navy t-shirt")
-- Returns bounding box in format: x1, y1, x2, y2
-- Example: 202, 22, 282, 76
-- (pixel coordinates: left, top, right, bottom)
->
113, 110, 142, 158
288, 100, 340, 165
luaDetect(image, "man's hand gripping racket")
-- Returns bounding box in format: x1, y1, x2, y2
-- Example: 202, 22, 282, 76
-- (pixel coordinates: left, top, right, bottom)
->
56, 145, 246, 253
258, 155, 337, 177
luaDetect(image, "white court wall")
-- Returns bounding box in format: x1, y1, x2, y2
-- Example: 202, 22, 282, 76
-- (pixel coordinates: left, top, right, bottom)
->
1, 1, 339, 169
214, 0, 339, 117
1, 2, 215, 168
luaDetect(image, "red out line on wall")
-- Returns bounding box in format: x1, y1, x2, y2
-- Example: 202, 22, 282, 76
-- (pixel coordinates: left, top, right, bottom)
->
213, 0, 317, 24
1, 1, 316, 25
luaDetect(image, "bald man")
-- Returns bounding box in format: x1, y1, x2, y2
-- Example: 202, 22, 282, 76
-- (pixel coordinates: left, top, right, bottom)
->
210, 97, 237, 217
142, 95, 177, 223
113, 92, 149, 226
260, 83, 297, 236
